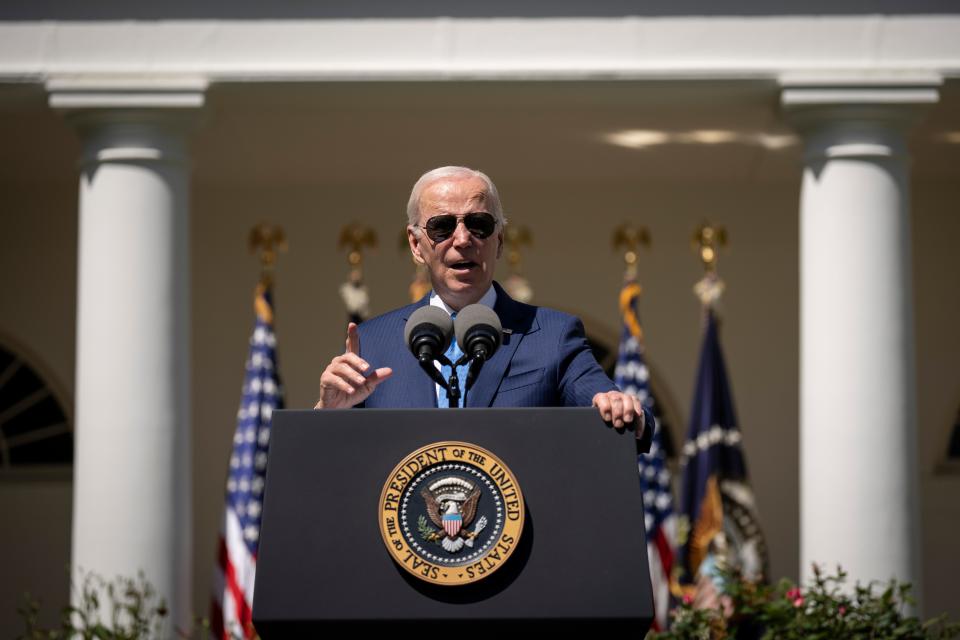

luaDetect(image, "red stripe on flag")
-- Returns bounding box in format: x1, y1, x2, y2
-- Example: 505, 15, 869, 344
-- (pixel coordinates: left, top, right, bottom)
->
217, 533, 255, 638
654, 527, 674, 575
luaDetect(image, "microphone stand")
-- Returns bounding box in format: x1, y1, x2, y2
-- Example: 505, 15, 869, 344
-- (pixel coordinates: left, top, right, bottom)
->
463, 354, 484, 395
456, 352, 491, 408
416, 353, 462, 408
417, 351, 489, 409
446, 357, 462, 409
446, 353, 481, 409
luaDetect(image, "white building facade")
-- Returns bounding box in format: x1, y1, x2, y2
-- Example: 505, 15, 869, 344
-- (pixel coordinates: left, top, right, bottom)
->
1, 2, 959, 631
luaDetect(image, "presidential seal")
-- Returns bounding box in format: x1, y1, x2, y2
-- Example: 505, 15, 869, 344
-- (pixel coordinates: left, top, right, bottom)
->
378, 441, 524, 586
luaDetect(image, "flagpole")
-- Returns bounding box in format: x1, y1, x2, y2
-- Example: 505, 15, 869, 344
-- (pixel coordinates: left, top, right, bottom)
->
612, 223, 677, 632
676, 223, 770, 613
212, 224, 287, 640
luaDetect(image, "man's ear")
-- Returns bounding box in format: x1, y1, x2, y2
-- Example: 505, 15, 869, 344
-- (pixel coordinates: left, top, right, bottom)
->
496, 231, 504, 259
408, 226, 426, 265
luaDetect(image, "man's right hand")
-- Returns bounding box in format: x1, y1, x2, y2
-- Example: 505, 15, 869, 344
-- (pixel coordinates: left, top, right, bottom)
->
314, 322, 393, 409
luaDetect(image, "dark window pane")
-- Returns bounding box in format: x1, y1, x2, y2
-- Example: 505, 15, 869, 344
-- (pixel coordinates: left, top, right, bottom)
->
949, 415, 960, 459
0, 347, 14, 375
0, 344, 73, 467
2, 395, 66, 439
9, 432, 73, 465
0, 364, 44, 415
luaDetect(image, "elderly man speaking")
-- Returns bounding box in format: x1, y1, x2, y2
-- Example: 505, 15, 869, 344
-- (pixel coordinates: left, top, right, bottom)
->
315, 166, 653, 450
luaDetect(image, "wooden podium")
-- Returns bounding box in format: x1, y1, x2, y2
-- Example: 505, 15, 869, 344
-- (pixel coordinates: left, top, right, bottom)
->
252, 408, 654, 633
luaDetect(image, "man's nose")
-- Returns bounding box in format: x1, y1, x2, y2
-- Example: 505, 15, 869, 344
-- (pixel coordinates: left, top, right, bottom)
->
451, 219, 472, 247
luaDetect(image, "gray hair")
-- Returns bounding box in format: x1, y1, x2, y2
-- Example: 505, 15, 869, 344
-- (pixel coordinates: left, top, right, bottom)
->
406, 166, 508, 235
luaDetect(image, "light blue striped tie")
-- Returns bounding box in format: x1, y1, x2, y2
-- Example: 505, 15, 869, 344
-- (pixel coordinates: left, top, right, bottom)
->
438, 313, 468, 408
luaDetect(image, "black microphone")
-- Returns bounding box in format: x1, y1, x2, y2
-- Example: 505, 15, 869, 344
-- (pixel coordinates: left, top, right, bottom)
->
455, 304, 502, 361
404, 306, 454, 391
404, 306, 453, 364
454, 305, 502, 393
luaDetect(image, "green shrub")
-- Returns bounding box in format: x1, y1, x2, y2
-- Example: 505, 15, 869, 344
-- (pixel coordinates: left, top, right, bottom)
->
16, 570, 239, 640
652, 565, 960, 640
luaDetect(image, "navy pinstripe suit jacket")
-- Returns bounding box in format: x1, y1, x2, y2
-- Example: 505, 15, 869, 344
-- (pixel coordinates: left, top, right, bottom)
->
355, 281, 654, 451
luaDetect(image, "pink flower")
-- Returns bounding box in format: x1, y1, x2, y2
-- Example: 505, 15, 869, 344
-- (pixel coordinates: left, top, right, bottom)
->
682, 594, 694, 606
838, 606, 847, 616
785, 587, 804, 607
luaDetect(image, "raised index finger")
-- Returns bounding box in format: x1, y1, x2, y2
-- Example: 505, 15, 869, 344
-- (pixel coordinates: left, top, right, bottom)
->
345, 322, 360, 355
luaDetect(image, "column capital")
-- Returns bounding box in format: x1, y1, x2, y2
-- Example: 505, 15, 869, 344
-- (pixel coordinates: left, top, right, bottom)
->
46, 76, 207, 167
47, 75, 207, 109
779, 75, 940, 160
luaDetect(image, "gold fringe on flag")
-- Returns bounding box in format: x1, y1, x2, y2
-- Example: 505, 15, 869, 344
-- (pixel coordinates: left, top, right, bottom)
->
254, 280, 273, 325
619, 282, 645, 343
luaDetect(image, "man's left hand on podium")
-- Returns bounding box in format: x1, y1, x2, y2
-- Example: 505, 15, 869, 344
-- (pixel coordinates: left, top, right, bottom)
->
592, 390, 645, 437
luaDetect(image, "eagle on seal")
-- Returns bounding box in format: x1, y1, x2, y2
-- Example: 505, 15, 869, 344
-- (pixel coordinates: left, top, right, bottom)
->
421, 477, 485, 553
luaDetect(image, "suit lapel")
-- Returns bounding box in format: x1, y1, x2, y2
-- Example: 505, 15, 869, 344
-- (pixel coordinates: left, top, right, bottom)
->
398, 292, 437, 408
466, 281, 539, 408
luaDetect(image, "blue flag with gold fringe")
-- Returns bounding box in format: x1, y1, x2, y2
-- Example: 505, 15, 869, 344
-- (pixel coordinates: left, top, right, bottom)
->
675, 307, 767, 598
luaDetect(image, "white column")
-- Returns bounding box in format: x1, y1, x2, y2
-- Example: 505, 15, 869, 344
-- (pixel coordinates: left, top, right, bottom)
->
49, 79, 205, 629
782, 80, 938, 597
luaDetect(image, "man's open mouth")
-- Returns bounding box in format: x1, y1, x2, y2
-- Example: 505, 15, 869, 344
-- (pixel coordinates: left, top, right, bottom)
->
450, 261, 477, 271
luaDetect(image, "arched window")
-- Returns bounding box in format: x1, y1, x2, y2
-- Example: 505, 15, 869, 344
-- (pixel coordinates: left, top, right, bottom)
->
0, 341, 72, 469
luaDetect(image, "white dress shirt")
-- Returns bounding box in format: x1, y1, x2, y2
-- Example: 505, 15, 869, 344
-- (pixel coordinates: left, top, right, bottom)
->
429, 285, 497, 405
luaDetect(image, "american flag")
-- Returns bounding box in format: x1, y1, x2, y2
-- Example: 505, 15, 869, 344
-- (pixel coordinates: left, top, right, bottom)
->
676, 307, 767, 599
212, 282, 283, 640
613, 281, 676, 632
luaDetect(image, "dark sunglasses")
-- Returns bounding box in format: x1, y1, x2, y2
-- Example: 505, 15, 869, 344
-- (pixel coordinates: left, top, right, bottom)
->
418, 212, 498, 243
